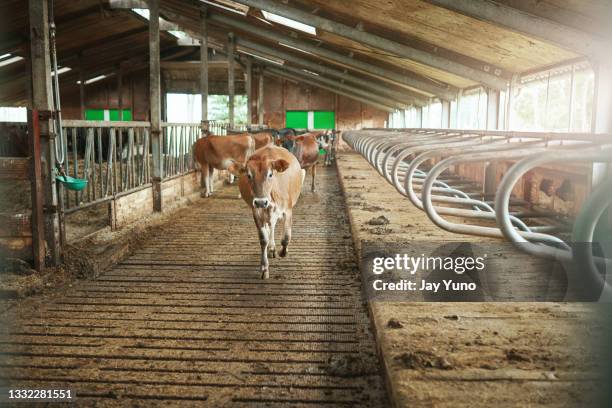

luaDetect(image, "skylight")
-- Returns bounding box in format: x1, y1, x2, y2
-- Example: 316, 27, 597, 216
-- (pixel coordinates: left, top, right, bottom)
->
132, 8, 150, 20
51, 66, 72, 76
0, 54, 24, 67
200, 0, 248, 16
262, 11, 316, 35
278, 42, 315, 56
238, 50, 284, 66
302, 69, 319, 76
77, 74, 113, 85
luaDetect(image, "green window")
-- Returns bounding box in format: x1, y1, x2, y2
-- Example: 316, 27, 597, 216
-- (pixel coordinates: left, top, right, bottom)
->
285, 111, 335, 129
285, 111, 308, 128
85, 109, 133, 121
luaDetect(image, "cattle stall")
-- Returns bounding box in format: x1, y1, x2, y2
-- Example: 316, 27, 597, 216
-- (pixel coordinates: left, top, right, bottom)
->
0, 0, 611, 407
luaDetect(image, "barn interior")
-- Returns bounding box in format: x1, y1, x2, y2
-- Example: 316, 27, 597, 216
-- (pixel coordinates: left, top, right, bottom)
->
1, 0, 611, 406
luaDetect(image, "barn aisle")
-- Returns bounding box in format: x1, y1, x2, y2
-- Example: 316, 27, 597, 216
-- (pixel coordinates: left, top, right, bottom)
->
0, 166, 387, 407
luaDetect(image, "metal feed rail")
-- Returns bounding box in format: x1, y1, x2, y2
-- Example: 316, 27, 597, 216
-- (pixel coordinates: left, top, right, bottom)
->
343, 128, 612, 297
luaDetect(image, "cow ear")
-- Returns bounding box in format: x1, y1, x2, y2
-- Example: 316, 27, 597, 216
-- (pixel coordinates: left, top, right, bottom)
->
227, 161, 246, 176
272, 159, 290, 173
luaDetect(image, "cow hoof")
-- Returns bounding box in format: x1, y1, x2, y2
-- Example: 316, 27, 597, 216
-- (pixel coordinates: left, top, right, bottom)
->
200, 191, 211, 198
269, 248, 276, 258
261, 269, 269, 279
279, 247, 288, 257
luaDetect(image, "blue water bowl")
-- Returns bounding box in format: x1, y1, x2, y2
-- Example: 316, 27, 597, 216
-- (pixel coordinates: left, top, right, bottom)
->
56, 175, 88, 191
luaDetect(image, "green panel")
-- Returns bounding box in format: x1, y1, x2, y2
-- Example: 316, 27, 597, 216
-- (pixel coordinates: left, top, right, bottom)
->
85, 109, 104, 121
313, 111, 335, 129
109, 109, 132, 121
286, 111, 308, 128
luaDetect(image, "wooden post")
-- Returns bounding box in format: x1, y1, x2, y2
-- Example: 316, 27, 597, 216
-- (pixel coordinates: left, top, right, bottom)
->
484, 88, 501, 198
227, 32, 235, 129
79, 54, 85, 119
441, 100, 451, 128
416, 107, 423, 128
149, 0, 162, 211
200, 6, 208, 131
117, 63, 123, 120
245, 57, 252, 126
28, 0, 61, 267
258, 66, 264, 125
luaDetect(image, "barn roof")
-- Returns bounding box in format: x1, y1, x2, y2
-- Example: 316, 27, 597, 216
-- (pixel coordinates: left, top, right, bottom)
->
1, 0, 609, 107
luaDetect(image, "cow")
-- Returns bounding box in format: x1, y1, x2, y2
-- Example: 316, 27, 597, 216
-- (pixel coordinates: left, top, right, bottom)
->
228, 144, 304, 279
280, 132, 322, 192
193, 131, 273, 197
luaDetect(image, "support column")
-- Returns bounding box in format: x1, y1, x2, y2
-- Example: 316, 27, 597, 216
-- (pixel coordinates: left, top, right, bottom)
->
591, 62, 612, 187
200, 6, 208, 131
117, 63, 123, 120
441, 100, 451, 128
79, 54, 85, 119
484, 88, 501, 198
257, 66, 264, 126
227, 32, 235, 129
28, 0, 60, 267
149, 0, 162, 212
486, 88, 500, 130
245, 57, 252, 126
416, 107, 423, 128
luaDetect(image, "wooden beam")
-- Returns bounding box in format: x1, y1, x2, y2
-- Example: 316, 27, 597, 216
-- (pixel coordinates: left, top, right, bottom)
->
227, 32, 235, 129
200, 7, 209, 127
427, 0, 608, 62
232, 0, 508, 89
265, 67, 395, 113
28, 0, 60, 268
245, 57, 252, 125
208, 12, 456, 100
235, 37, 428, 106
149, 0, 162, 212
258, 66, 264, 125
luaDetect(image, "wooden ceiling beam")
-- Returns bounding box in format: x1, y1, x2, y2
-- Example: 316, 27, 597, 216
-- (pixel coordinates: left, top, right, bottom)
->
426, 0, 609, 62
231, 0, 508, 89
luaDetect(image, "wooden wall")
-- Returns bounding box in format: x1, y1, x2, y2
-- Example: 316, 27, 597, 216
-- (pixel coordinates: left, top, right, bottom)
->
252, 76, 388, 130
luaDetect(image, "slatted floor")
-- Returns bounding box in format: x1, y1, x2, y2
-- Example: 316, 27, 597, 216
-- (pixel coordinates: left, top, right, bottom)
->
0, 167, 387, 407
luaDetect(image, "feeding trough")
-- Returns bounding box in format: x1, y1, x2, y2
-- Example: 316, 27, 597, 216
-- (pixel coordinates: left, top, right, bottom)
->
56, 174, 88, 191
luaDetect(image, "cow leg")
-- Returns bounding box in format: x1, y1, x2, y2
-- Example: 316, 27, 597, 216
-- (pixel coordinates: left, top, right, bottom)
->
208, 165, 215, 194
311, 164, 317, 193
268, 211, 279, 258
228, 173, 235, 184
279, 210, 292, 258
254, 212, 270, 279
201, 163, 211, 197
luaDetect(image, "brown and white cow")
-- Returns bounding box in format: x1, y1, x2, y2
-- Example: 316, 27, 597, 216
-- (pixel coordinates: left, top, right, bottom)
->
229, 144, 304, 279
193, 132, 273, 197
280, 132, 322, 192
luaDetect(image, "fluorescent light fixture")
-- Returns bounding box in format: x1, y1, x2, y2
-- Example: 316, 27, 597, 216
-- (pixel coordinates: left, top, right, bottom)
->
0, 53, 11, 60
262, 11, 316, 35
51, 66, 72, 76
302, 69, 319, 76
77, 74, 112, 85
168, 30, 188, 39
0, 55, 24, 67
238, 49, 284, 66
200, 0, 248, 16
278, 42, 315, 56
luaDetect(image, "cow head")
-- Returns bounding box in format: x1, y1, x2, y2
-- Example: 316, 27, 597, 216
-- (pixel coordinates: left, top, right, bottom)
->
229, 158, 290, 209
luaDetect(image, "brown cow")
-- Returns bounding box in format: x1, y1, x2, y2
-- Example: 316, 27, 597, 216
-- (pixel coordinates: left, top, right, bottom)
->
193, 132, 273, 197
229, 145, 305, 279
281, 132, 322, 192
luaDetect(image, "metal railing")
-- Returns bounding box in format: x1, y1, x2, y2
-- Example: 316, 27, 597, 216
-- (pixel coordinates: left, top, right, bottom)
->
162, 122, 201, 179
344, 128, 612, 298
61, 120, 152, 212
